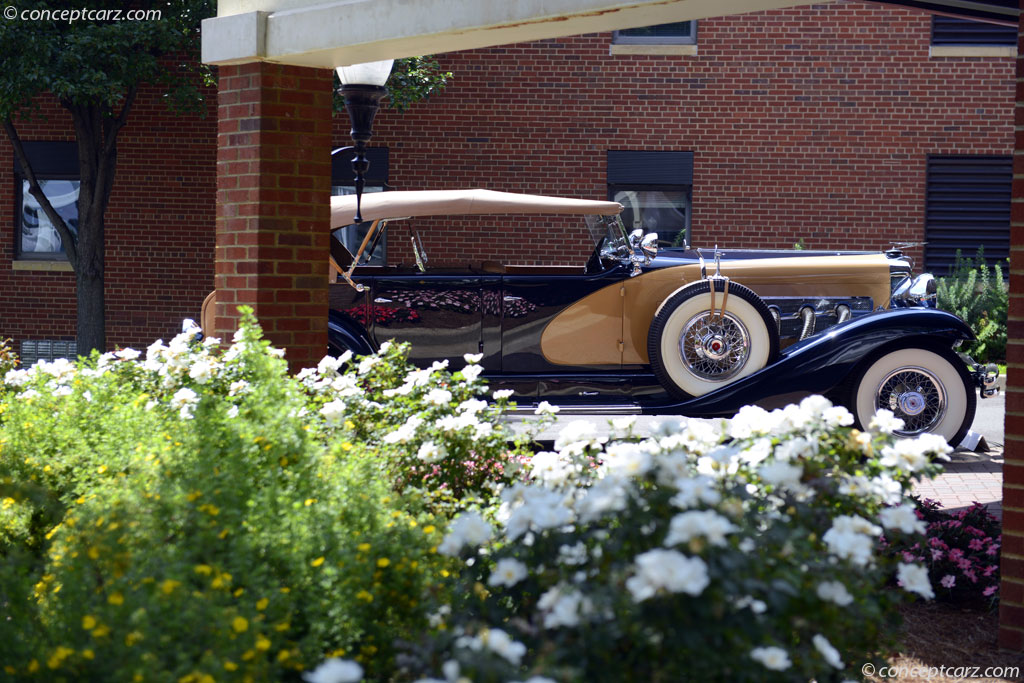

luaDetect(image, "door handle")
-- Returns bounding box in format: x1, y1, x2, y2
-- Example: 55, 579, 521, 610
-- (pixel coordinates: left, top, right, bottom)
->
374, 297, 392, 304
578, 391, 598, 397
503, 296, 522, 302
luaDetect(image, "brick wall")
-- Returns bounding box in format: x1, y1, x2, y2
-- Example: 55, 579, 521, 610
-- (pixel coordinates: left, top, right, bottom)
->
0, 86, 217, 351
1000, 8, 1024, 651
0, 1, 1015, 351
358, 1, 1014, 269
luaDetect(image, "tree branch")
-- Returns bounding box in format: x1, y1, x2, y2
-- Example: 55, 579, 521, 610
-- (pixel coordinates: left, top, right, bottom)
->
102, 85, 137, 160
2, 117, 79, 269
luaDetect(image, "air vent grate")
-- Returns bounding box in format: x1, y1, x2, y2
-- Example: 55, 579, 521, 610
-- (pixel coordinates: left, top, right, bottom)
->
20, 340, 77, 366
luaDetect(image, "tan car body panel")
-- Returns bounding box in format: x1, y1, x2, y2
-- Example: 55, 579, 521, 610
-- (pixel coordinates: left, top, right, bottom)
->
540, 254, 893, 367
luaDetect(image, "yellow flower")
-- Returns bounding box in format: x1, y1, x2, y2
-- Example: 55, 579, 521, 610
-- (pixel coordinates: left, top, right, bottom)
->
356, 543, 371, 552
232, 616, 249, 633
218, 528, 230, 539
108, 592, 124, 606
376, 558, 390, 568
125, 631, 144, 646
274, 622, 290, 632
311, 556, 325, 568
279, 587, 290, 594
97, 465, 107, 474
341, 442, 353, 452
344, 420, 355, 430
241, 649, 255, 661
186, 491, 202, 502
194, 564, 213, 575
87, 547, 100, 560
255, 635, 271, 651
160, 579, 181, 595
256, 598, 269, 610
234, 588, 244, 597
223, 661, 238, 672
422, 525, 436, 534
199, 504, 220, 516
304, 498, 316, 506
82, 615, 97, 630
27, 660, 39, 673
91, 624, 110, 638
355, 590, 373, 603
277, 649, 291, 662
82, 650, 94, 660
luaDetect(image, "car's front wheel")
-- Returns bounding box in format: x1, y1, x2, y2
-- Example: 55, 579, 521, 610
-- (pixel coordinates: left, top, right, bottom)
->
847, 346, 976, 446
647, 279, 778, 399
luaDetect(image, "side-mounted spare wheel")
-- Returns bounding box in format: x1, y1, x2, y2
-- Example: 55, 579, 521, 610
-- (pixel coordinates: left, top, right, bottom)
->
647, 279, 779, 399
847, 346, 976, 447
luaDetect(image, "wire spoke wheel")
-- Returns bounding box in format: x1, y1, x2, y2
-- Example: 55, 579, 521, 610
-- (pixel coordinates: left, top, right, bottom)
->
875, 367, 946, 436
679, 311, 751, 381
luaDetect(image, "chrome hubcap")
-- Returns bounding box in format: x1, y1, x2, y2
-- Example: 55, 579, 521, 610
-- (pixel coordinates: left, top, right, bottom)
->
680, 312, 751, 381
876, 366, 946, 436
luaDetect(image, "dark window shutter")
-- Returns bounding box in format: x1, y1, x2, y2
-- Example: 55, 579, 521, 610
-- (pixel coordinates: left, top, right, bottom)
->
13, 141, 78, 176
931, 16, 1017, 46
607, 151, 693, 186
925, 155, 1011, 273
332, 147, 388, 186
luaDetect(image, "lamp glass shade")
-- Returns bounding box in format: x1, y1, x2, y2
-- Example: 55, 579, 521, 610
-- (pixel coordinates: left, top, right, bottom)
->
336, 59, 394, 87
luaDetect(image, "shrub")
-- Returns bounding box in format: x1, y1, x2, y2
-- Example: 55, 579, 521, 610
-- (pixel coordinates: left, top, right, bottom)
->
0, 310, 528, 681
935, 247, 1008, 363
0, 337, 16, 377
885, 498, 1001, 607
410, 400, 948, 683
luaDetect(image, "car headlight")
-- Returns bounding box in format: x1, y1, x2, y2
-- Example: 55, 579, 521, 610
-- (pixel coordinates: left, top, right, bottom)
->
893, 273, 936, 307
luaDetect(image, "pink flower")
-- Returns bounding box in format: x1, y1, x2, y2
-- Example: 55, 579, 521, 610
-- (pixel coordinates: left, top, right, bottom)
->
902, 552, 917, 563
983, 565, 998, 578
986, 545, 1000, 557
949, 549, 965, 561
984, 585, 998, 597
969, 539, 985, 551
931, 549, 944, 562
940, 575, 956, 588
963, 569, 978, 583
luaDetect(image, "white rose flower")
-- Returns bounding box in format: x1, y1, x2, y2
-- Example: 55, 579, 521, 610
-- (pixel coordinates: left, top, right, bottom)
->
425, 388, 452, 406
813, 634, 844, 669
437, 512, 493, 556
492, 388, 514, 400
879, 504, 927, 535
320, 400, 346, 424
189, 359, 215, 384
625, 549, 709, 601
664, 510, 738, 548
758, 460, 804, 489
538, 584, 590, 628
897, 563, 935, 599
417, 441, 447, 463
750, 646, 791, 671
822, 405, 854, 427
816, 580, 854, 606
487, 558, 528, 587
463, 352, 483, 363
869, 408, 905, 434
461, 364, 483, 382
302, 658, 363, 683
481, 628, 526, 665
534, 401, 560, 415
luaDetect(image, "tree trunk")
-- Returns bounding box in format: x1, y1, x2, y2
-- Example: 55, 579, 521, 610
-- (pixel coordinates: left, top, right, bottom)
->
76, 261, 105, 355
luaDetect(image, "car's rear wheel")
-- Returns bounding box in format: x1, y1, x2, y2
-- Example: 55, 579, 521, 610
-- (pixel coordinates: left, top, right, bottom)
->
648, 280, 778, 399
848, 346, 975, 446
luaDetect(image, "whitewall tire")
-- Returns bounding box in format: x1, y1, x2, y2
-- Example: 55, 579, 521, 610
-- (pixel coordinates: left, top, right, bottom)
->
647, 280, 778, 399
850, 347, 975, 446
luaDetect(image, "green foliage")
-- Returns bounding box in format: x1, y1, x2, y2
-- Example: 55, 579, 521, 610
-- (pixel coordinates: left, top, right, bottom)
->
0, 0, 214, 118
0, 338, 16, 377
935, 247, 1008, 363
0, 311, 521, 680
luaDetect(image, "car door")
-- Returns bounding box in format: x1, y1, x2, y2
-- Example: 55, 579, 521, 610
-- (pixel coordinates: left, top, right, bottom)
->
368, 272, 486, 369
499, 266, 628, 401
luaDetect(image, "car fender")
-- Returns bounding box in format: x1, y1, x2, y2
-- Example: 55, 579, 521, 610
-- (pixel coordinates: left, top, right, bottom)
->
645, 307, 974, 417
328, 311, 375, 356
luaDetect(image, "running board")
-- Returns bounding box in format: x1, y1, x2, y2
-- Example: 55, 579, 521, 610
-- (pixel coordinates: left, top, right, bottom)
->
506, 404, 641, 415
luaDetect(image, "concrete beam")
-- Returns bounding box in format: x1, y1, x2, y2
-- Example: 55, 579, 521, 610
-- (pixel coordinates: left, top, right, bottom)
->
202, 0, 812, 67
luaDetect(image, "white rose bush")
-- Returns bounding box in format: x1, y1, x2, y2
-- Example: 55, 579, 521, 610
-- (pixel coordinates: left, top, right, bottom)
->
409, 398, 949, 682
0, 309, 951, 681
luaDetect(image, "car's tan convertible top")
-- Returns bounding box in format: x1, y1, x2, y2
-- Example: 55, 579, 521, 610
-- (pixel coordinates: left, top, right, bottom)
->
330, 189, 623, 228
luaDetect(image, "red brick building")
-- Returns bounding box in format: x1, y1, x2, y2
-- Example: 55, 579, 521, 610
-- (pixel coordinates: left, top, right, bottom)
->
0, 1, 1015, 355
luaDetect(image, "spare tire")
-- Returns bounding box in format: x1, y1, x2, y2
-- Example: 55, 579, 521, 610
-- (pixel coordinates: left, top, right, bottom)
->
647, 279, 778, 399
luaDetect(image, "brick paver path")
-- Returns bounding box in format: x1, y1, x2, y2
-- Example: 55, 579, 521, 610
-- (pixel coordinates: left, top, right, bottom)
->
912, 445, 1004, 519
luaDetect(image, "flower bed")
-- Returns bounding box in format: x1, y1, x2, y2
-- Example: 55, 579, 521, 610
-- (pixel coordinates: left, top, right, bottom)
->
0, 311, 951, 682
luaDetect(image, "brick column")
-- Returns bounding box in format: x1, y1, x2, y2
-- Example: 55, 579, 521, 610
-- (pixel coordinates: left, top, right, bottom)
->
1001, 8, 1024, 650
214, 62, 333, 370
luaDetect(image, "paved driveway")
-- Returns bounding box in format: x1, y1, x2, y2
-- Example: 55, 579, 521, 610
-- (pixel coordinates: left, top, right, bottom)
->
508, 391, 1005, 517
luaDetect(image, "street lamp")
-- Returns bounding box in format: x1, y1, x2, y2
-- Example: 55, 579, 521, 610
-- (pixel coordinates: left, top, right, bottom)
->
336, 59, 394, 224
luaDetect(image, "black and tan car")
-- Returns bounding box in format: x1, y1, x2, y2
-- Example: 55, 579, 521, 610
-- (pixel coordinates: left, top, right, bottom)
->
323, 189, 997, 447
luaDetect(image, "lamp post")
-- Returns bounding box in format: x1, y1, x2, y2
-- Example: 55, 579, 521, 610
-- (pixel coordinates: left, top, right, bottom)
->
336, 59, 394, 224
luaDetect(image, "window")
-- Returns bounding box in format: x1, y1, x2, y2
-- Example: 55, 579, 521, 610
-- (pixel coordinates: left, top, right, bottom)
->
14, 141, 79, 260
608, 151, 693, 249
613, 20, 697, 45
931, 16, 1016, 46
924, 155, 1010, 274
331, 147, 388, 265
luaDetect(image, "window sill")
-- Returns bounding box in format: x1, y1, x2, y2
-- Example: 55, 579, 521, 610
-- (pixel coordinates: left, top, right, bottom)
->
610, 44, 698, 56
13, 260, 74, 272
930, 45, 1016, 58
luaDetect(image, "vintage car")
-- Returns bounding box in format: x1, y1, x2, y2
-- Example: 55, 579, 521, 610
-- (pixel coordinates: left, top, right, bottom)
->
323, 189, 997, 447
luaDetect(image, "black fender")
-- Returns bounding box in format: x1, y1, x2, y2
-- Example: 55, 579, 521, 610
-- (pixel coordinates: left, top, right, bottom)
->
644, 307, 974, 417
328, 310, 376, 357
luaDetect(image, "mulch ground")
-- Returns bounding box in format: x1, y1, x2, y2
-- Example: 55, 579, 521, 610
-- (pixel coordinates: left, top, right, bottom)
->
867, 601, 1024, 682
